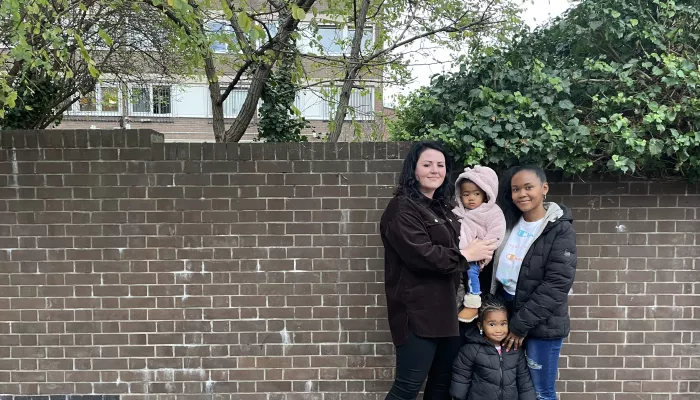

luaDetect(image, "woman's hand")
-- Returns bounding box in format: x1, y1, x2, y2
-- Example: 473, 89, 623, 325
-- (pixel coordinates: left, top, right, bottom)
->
503, 332, 525, 352
460, 239, 497, 262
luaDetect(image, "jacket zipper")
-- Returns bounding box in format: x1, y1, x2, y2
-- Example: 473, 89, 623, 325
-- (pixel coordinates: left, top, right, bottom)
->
499, 351, 504, 400
512, 219, 555, 304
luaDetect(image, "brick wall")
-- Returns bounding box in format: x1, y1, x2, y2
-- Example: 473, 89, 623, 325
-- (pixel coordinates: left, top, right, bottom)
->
0, 130, 698, 400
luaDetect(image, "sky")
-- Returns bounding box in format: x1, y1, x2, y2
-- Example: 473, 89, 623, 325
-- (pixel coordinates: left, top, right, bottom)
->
383, 0, 577, 108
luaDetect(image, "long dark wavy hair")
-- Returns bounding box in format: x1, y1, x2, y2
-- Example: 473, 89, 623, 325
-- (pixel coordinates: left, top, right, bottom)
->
395, 141, 454, 201
496, 164, 548, 230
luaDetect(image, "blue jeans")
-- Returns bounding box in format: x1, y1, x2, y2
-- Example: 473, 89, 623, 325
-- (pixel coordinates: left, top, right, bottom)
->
466, 262, 481, 295
526, 337, 563, 400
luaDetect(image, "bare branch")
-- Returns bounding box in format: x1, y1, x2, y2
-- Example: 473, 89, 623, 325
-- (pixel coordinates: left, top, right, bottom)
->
218, 59, 255, 105
39, 96, 80, 129
368, 17, 502, 64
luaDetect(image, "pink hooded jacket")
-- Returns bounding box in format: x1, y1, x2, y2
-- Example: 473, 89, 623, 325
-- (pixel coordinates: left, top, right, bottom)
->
452, 166, 506, 264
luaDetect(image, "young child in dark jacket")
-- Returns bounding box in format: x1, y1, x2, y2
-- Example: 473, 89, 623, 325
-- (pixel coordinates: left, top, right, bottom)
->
450, 296, 536, 400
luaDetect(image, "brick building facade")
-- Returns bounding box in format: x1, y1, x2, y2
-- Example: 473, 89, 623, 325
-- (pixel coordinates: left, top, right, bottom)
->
0, 130, 698, 400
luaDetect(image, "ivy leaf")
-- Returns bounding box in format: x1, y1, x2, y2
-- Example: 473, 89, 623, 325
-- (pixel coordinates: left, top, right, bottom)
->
469, 88, 483, 99
476, 106, 493, 117
630, 19, 639, 26
558, 99, 575, 110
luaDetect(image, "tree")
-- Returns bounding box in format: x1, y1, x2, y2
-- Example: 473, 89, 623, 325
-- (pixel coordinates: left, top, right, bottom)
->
1, 0, 186, 128
296, 0, 521, 142
389, 0, 700, 180
149, 0, 317, 142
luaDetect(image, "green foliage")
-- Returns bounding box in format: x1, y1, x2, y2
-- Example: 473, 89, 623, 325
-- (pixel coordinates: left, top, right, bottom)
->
1, 72, 68, 129
257, 42, 310, 143
0, 0, 91, 119
1, 0, 185, 128
390, 0, 700, 180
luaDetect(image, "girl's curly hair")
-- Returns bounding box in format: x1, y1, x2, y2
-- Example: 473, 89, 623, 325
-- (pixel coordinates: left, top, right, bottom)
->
478, 295, 508, 322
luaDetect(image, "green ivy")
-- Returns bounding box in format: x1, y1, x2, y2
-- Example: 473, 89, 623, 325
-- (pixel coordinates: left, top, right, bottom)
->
390, 0, 700, 180
257, 40, 309, 143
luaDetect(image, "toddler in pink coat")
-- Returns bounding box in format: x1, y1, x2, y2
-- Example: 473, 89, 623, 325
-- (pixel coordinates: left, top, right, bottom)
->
453, 166, 506, 323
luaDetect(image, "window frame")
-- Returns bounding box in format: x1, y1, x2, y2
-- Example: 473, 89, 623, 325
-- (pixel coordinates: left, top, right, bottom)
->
128, 83, 173, 117
294, 86, 375, 121
69, 83, 123, 116
298, 24, 374, 56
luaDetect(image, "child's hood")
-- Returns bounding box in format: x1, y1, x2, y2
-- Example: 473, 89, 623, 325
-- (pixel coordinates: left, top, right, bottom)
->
453, 166, 499, 215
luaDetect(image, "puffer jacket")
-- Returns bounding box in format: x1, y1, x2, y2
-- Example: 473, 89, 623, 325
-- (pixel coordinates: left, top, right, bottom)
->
450, 326, 536, 400
490, 202, 577, 339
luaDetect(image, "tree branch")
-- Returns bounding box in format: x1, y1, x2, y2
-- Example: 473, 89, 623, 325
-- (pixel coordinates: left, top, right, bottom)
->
225, 0, 256, 57
267, 0, 284, 11
39, 96, 80, 129
218, 59, 255, 105
368, 17, 501, 64
142, 0, 194, 36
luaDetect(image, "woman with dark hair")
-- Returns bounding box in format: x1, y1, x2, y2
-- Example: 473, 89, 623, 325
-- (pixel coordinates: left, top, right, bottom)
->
381, 141, 497, 400
491, 164, 577, 400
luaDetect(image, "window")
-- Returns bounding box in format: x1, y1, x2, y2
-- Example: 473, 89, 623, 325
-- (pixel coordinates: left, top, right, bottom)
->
101, 87, 120, 112
295, 89, 331, 120
153, 86, 172, 114
299, 25, 374, 55
131, 86, 150, 113
222, 88, 248, 118
130, 84, 172, 115
348, 27, 374, 51
347, 88, 374, 120
70, 84, 122, 115
317, 26, 344, 54
206, 19, 276, 53
206, 20, 233, 53
293, 87, 375, 120
79, 92, 97, 112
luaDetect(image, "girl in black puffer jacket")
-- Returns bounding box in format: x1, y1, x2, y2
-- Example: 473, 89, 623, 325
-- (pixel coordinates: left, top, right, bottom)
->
450, 296, 536, 400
